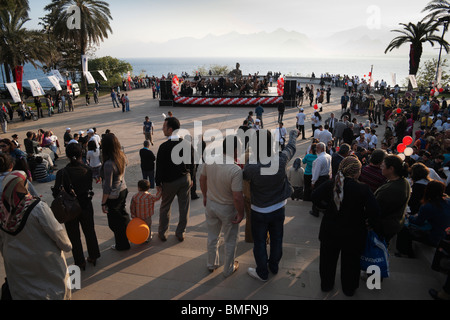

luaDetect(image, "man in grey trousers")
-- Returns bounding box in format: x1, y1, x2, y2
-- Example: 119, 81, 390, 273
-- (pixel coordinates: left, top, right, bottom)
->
155, 117, 194, 242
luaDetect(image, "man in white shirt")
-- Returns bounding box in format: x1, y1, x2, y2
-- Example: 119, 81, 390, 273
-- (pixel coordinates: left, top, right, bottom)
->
314, 125, 323, 140
296, 108, 306, 140
318, 125, 333, 145
443, 118, 450, 131
310, 142, 332, 217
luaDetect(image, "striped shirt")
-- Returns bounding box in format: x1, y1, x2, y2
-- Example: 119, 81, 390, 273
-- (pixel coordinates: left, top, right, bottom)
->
359, 164, 387, 193
130, 189, 162, 220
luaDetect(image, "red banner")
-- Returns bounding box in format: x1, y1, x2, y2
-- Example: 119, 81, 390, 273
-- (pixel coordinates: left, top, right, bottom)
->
14, 66, 23, 92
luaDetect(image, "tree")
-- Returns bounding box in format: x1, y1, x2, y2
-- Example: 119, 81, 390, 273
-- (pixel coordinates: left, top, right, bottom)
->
88, 56, 133, 88
0, 3, 48, 85
44, 0, 113, 92
423, 0, 450, 21
385, 19, 450, 89
416, 58, 450, 88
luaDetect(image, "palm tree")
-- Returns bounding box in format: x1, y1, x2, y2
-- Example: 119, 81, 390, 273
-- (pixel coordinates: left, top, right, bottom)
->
44, 0, 113, 92
385, 19, 450, 83
423, 0, 450, 20
0, 4, 48, 85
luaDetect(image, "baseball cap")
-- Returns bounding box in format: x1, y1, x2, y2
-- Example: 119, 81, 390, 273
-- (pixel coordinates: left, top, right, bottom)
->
79, 131, 84, 135
88, 129, 94, 134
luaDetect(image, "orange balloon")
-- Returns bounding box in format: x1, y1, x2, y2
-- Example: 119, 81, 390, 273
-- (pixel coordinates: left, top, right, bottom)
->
126, 218, 150, 244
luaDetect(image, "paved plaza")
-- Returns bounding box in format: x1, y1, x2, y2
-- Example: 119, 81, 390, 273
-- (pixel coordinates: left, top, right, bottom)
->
0, 85, 446, 302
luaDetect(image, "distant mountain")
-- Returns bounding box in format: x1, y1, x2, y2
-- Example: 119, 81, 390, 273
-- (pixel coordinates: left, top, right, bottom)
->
100, 26, 431, 58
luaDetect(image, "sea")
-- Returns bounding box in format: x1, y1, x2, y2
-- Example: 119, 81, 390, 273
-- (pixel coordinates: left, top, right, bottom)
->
10, 54, 448, 89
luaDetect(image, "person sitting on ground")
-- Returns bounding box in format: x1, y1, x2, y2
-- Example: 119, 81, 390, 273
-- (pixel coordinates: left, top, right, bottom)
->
396, 180, 450, 258
33, 156, 56, 183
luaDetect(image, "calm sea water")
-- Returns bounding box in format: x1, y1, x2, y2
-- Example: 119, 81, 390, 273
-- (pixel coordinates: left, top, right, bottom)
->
14, 55, 443, 89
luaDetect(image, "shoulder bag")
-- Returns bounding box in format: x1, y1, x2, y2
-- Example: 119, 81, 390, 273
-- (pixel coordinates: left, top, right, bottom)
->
51, 168, 82, 224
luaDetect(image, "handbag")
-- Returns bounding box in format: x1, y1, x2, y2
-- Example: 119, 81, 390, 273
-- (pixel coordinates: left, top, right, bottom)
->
51, 169, 82, 224
360, 230, 390, 278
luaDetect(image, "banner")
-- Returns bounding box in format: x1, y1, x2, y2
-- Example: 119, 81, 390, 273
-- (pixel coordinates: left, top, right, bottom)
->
84, 71, 96, 84
391, 73, 396, 86
28, 79, 45, 97
14, 66, 23, 92
48, 76, 62, 91
51, 69, 64, 82
409, 75, 418, 89
98, 70, 107, 81
82, 55, 88, 73
67, 80, 72, 94
5, 83, 22, 103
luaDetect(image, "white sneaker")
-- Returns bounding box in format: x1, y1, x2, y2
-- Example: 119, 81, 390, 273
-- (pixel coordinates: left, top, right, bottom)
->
247, 267, 267, 282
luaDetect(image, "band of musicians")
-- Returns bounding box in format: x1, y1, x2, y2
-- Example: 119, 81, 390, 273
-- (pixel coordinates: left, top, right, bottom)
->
179, 73, 277, 97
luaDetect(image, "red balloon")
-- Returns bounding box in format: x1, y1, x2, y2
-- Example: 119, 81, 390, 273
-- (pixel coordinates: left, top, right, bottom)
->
397, 143, 406, 153
314, 105, 318, 110
431, 90, 435, 95
396, 108, 402, 114
439, 88, 444, 93
402, 136, 413, 146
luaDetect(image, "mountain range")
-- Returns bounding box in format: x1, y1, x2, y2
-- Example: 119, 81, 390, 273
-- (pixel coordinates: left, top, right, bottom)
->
101, 26, 426, 58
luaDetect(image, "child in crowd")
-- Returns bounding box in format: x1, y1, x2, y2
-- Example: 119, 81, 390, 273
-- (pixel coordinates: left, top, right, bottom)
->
130, 180, 162, 242
86, 140, 102, 183
33, 156, 55, 183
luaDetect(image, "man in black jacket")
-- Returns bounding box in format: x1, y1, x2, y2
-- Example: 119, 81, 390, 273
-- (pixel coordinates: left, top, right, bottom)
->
155, 117, 195, 242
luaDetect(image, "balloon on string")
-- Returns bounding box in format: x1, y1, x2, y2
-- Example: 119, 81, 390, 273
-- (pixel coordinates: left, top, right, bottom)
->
126, 218, 150, 245
439, 88, 444, 93
404, 147, 414, 157
397, 143, 406, 153
398, 153, 406, 161
396, 108, 402, 114
314, 105, 319, 110
402, 136, 413, 146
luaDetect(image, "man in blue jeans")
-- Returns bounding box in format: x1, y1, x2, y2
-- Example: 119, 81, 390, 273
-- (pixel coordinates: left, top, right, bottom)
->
111, 89, 120, 108
243, 128, 300, 281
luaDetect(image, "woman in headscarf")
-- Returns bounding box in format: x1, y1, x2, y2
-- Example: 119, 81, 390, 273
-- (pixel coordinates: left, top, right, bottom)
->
312, 156, 381, 297
0, 171, 72, 300
287, 158, 304, 201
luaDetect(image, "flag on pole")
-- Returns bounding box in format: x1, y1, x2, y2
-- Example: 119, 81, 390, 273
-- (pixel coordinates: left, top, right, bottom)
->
82, 55, 88, 73
409, 75, 418, 89
28, 79, 45, 97
84, 71, 96, 84
5, 83, 21, 103
98, 70, 108, 81
48, 76, 62, 91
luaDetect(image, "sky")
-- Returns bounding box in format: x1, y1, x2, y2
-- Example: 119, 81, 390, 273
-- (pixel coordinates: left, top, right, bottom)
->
26, 0, 431, 57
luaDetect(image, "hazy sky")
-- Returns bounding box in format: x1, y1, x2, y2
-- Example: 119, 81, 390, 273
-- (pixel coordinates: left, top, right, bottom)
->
27, 0, 429, 56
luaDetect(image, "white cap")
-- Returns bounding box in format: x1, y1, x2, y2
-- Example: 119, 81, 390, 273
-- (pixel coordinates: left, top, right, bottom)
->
300, 108, 304, 111
255, 119, 261, 123
88, 129, 94, 134
66, 128, 71, 131
360, 130, 365, 134
79, 131, 84, 135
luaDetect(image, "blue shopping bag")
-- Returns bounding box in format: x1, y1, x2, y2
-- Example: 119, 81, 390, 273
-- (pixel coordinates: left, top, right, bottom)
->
360, 230, 390, 278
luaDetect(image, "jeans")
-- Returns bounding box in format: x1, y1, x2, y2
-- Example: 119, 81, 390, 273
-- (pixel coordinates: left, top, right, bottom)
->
251, 207, 285, 280
142, 170, 155, 188
37, 174, 56, 183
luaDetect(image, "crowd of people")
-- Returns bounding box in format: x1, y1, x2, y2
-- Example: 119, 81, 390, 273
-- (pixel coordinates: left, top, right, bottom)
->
1, 77, 449, 301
